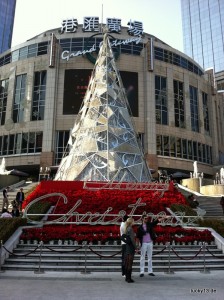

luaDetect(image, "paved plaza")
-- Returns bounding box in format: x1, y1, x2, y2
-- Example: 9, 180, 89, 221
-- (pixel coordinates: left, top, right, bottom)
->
0, 270, 223, 300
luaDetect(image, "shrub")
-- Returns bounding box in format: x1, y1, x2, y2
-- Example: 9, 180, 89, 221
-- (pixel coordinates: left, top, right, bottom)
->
198, 219, 224, 238
26, 201, 52, 221
0, 218, 27, 243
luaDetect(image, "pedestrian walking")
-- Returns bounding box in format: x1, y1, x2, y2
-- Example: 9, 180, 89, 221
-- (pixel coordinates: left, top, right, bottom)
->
2, 186, 9, 212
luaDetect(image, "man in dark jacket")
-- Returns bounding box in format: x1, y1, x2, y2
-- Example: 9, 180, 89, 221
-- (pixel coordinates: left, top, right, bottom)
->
16, 188, 25, 212
136, 214, 165, 277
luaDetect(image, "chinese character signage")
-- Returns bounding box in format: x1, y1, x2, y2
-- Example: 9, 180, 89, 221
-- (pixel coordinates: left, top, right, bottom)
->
127, 20, 143, 36
107, 18, 121, 33
61, 18, 78, 33
83, 17, 99, 32
60, 16, 143, 36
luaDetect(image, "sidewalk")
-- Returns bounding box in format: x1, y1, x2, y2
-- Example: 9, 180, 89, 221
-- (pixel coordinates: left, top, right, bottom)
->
0, 270, 223, 300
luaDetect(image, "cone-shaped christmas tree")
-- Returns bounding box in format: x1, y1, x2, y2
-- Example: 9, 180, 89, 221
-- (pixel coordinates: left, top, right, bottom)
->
55, 33, 152, 182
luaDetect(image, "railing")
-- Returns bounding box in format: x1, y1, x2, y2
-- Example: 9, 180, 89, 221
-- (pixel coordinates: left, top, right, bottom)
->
1, 240, 224, 275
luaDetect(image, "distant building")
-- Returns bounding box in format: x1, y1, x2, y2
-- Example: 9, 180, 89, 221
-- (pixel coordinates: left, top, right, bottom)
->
0, 19, 223, 179
0, 0, 17, 54
181, 0, 224, 90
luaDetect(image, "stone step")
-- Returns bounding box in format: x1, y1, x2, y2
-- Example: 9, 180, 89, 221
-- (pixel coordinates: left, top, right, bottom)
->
2, 243, 224, 272
2, 263, 224, 272
5, 255, 224, 265
0, 182, 38, 210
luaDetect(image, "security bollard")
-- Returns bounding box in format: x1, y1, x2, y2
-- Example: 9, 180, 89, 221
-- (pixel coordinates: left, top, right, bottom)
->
0, 240, 5, 273
200, 242, 210, 274
164, 242, 174, 274
81, 241, 91, 274
34, 241, 45, 274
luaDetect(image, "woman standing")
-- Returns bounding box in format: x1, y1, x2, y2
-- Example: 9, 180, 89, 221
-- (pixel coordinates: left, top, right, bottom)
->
124, 217, 137, 283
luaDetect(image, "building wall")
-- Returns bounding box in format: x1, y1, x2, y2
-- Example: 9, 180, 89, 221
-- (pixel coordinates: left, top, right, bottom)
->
0, 26, 223, 179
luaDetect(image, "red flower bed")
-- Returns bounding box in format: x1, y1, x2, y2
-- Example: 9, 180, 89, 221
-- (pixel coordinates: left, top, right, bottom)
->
21, 181, 214, 244
20, 225, 214, 244
23, 181, 187, 217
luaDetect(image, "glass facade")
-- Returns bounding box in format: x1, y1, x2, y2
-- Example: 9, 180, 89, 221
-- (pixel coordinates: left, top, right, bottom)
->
202, 92, 210, 134
13, 74, 27, 123
31, 71, 47, 121
174, 80, 185, 128
0, 78, 8, 125
189, 85, 199, 132
154, 47, 204, 76
0, 0, 16, 54
156, 134, 212, 164
155, 76, 168, 125
0, 131, 43, 155
181, 0, 224, 73
55, 131, 70, 165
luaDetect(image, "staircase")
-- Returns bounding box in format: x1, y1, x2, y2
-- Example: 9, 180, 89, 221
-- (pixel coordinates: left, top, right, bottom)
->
196, 196, 224, 219
177, 185, 224, 220
0, 181, 38, 212
2, 242, 224, 273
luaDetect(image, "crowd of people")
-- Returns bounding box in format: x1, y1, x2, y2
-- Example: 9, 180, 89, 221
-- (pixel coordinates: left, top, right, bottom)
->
1, 187, 24, 218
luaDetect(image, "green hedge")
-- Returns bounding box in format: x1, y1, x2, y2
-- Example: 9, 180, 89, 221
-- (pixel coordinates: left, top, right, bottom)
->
26, 201, 52, 221
0, 201, 52, 244
0, 218, 27, 243
170, 204, 197, 216
170, 204, 224, 238
198, 219, 224, 238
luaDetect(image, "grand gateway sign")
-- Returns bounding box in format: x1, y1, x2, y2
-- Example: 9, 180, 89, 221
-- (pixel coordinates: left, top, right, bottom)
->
61, 36, 142, 61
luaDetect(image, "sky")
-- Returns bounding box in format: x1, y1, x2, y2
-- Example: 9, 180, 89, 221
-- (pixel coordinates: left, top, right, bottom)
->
12, 0, 183, 52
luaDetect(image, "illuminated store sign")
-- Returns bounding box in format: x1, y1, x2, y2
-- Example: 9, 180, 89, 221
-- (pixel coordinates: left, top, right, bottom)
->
61, 36, 142, 61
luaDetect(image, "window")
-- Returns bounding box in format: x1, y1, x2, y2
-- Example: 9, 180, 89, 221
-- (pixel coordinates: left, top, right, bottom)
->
156, 135, 212, 164
13, 74, 27, 123
176, 137, 182, 158
19, 47, 28, 60
174, 80, 185, 128
182, 139, 187, 159
156, 135, 162, 155
155, 76, 168, 125
170, 136, 176, 157
8, 135, 15, 155
0, 131, 43, 155
55, 131, 70, 165
154, 47, 204, 76
189, 86, 199, 132
163, 136, 169, 156
31, 71, 47, 121
202, 92, 210, 134
37, 42, 48, 56
28, 44, 37, 58
0, 79, 8, 125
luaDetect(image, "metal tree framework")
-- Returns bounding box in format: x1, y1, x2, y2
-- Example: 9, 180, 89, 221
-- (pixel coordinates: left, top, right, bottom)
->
55, 33, 152, 182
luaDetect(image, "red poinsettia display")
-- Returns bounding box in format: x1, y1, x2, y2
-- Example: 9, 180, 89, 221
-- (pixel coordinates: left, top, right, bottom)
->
21, 181, 214, 244
23, 181, 186, 216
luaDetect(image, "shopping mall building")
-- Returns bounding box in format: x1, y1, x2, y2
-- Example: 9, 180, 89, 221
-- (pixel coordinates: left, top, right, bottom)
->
0, 17, 223, 180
